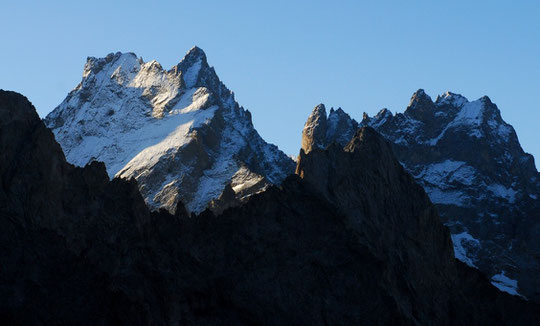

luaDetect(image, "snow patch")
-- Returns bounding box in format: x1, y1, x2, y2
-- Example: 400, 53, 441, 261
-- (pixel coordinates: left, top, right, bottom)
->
426, 187, 468, 206
183, 59, 202, 88
491, 271, 522, 297
487, 184, 518, 203
415, 160, 477, 187
426, 99, 485, 145
487, 118, 513, 142
116, 105, 217, 179
451, 232, 480, 268
437, 92, 468, 107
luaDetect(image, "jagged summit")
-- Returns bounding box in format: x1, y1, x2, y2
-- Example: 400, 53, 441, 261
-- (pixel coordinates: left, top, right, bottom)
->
301, 89, 540, 301
45, 47, 295, 214
405, 89, 436, 120
313, 103, 326, 113
408, 88, 433, 105
436, 91, 469, 106
301, 103, 359, 154
182, 45, 207, 62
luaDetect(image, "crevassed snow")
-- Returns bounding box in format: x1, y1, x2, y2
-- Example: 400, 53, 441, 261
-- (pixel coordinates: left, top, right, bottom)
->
451, 231, 480, 268
487, 184, 518, 203
491, 271, 522, 297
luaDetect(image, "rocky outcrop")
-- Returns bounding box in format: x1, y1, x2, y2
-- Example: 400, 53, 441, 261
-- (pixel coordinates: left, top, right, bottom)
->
301, 90, 540, 301
301, 104, 358, 153
2, 90, 539, 324
44, 47, 295, 214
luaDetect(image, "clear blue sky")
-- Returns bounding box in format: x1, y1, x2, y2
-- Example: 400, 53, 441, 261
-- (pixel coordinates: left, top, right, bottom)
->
2, 1, 539, 168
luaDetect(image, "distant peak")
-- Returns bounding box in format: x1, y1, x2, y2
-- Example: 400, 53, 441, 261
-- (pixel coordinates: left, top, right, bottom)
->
405, 89, 436, 120
83, 52, 139, 78
409, 89, 433, 105
415, 88, 426, 96
377, 108, 392, 117
435, 91, 469, 107
182, 46, 207, 63
333, 107, 346, 115
479, 95, 493, 105
169, 46, 217, 89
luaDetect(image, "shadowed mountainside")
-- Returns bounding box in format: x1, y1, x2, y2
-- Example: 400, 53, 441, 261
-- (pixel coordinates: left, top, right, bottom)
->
1, 90, 539, 324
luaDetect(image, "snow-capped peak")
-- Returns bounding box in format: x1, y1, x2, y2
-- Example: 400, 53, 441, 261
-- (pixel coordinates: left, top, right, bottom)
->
45, 47, 295, 214
435, 91, 469, 107
183, 45, 207, 63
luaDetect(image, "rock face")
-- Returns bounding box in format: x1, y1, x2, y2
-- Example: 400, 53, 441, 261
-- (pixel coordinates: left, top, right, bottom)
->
301, 104, 358, 153
301, 90, 540, 301
1, 90, 540, 324
44, 47, 295, 214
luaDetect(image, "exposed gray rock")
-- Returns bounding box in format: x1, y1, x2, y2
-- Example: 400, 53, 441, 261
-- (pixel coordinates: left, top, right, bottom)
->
301, 90, 540, 301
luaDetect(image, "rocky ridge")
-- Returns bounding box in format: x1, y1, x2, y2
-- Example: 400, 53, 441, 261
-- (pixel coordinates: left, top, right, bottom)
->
44, 47, 295, 214
2, 90, 539, 324
301, 91, 540, 301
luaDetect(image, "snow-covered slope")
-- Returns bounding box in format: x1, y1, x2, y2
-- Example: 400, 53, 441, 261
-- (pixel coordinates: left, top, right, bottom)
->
45, 47, 295, 213
301, 90, 540, 301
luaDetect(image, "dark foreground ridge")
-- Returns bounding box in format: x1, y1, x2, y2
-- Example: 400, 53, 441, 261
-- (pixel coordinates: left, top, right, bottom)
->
1, 90, 539, 324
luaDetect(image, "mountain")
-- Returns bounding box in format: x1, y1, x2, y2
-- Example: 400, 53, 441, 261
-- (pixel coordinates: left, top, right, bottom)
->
44, 47, 295, 214
301, 91, 540, 301
2, 90, 539, 324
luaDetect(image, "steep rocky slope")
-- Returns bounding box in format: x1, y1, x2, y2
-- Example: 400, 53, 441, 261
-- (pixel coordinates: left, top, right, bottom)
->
44, 47, 295, 214
2, 90, 539, 324
301, 91, 540, 301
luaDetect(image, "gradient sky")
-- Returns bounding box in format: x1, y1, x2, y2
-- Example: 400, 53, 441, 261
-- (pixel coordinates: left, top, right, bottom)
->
2, 1, 539, 168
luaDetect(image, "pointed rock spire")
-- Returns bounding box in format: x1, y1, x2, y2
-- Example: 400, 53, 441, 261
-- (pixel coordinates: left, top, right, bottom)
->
183, 46, 208, 63
408, 89, 433, 108
326, 106, 359, 147
301, 104, 328, 153
405, 89, 436, 121
171, 46, 212, 88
